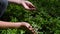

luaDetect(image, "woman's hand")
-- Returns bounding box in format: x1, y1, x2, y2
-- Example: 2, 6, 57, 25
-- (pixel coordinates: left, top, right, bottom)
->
8, 0, 36, 10
20, 22, 36, 34
21, 1, 36, 10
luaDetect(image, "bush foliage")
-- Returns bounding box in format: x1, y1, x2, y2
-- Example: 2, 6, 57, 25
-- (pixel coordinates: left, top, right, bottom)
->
0, 0, 60, 34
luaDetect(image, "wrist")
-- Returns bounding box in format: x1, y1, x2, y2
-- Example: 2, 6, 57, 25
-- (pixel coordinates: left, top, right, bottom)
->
13, 22, 27, 28
18, 0, 28, 4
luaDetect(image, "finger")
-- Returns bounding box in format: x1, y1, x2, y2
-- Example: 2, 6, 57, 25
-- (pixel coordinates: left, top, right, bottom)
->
25, 2, 35, 8
27, 26, 36, 34
28, 26, 32, 28
25, 1, 35, 8
29, 8, 36, 10
25, 1, 36, 10
22, 2, 30, 10
28, 26, 35, 32
22, 3, 35, 10
29, 28, 36, 34
31, 28, 35, 32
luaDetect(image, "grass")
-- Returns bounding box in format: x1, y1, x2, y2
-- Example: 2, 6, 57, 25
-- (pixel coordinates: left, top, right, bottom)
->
0, 0, 60, 34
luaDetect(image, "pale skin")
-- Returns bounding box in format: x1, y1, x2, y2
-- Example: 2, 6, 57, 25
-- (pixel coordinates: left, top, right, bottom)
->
0, 0, 36, 34
8, 0, 36, 10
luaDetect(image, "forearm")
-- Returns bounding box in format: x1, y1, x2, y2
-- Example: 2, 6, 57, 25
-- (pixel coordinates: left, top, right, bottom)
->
7, 0, 22, 4
0, 21, 21, 29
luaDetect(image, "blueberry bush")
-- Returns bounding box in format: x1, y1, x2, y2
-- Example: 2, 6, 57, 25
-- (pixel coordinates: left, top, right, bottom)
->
0, 0, 60, 34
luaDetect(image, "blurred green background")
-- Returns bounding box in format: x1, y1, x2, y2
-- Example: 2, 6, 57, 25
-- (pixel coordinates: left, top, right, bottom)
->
0, 0, 60, 34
